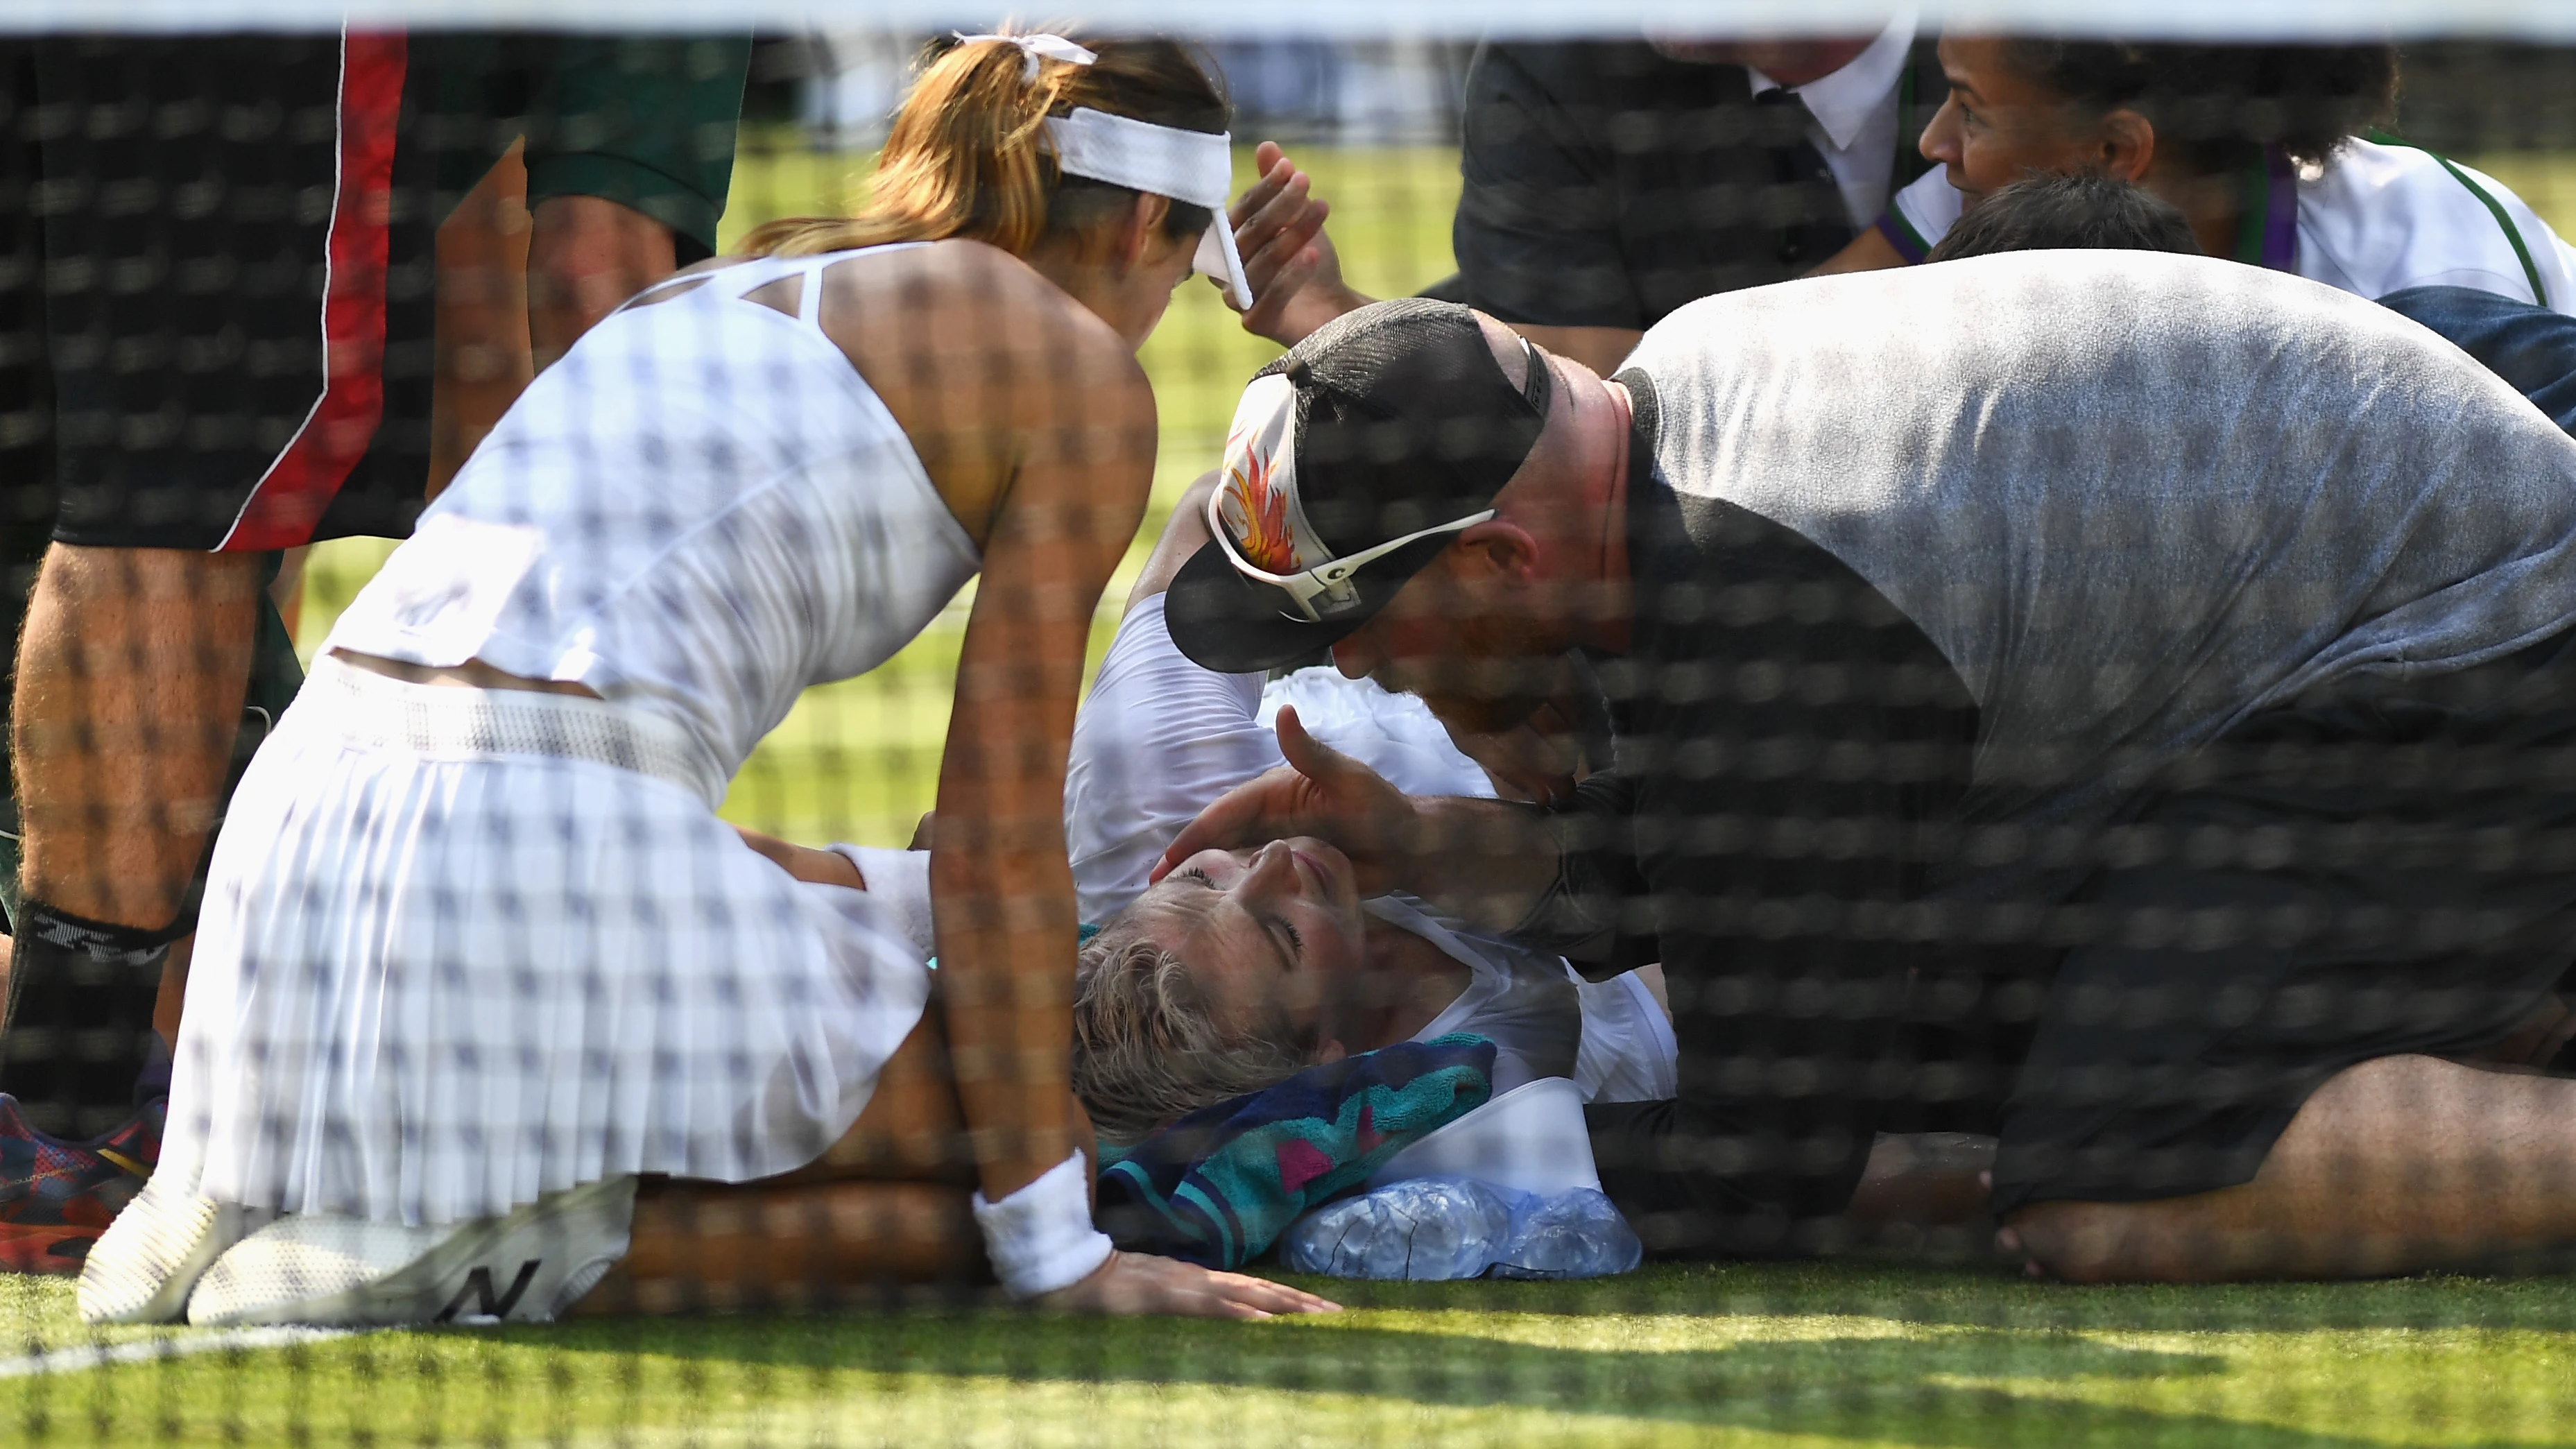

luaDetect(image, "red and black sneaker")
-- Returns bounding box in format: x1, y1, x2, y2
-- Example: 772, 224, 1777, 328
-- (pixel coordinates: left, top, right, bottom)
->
0, 1095, 161, 1274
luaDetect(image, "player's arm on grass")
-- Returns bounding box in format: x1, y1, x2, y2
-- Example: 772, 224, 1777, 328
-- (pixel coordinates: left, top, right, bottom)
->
930, 330, 1144, 1208
875, 250, 1330, 1317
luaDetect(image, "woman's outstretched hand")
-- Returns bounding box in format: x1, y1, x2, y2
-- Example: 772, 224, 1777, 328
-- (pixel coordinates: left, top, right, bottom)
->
1035, 1251, 1341, 1318
1151, 707, 1420, 894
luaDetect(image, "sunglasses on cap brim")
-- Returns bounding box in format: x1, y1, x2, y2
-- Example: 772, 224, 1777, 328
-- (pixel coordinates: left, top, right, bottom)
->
1203, 335, 1553, 625
1205, 492, 1500, 625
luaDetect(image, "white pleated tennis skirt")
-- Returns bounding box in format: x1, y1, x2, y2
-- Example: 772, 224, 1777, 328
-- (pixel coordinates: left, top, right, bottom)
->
149, 657, 932, 1227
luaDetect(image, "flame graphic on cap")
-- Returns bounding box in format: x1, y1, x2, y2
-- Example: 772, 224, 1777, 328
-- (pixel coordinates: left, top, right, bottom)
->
1222, 446, 1300, 574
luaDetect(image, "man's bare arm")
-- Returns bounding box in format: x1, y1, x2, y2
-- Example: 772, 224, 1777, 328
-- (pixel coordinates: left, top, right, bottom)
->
1806, 225, 1907, 278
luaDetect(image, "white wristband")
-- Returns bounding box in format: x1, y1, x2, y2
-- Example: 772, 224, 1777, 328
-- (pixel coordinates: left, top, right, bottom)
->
970, 1149, 1116, 1299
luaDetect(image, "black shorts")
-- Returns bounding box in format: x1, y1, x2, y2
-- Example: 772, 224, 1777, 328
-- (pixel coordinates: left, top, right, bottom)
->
1991, 627, 2576, 1213
0, 34, 435, 554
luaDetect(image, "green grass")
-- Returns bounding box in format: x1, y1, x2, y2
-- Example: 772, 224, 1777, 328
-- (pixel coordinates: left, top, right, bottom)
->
8, 1264, 2576, 1444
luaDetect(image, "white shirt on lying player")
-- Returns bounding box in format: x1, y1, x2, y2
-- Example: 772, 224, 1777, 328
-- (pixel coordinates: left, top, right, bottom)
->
1062, 592, 1677, 1105
1884, 137, 2576, 309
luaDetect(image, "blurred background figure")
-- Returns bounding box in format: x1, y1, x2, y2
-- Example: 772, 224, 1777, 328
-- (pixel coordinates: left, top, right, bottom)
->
0, 31, 747, 1273
1221, 17, 1941, 372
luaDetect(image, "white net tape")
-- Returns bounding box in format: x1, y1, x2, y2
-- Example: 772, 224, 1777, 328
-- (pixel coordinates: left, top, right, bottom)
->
16, 1, 2576, 40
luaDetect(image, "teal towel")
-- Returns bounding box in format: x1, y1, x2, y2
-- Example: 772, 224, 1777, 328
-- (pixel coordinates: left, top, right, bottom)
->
1094, 1034, 1495, 1269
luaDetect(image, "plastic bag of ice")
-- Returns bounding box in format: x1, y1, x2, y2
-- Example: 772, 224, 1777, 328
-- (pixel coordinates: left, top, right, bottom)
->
1279, 1177, 1642, 1280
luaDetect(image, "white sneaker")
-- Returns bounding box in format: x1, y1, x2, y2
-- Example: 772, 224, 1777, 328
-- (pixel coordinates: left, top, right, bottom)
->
78, 1178, 259, 1325
184, 1176, 636, 1328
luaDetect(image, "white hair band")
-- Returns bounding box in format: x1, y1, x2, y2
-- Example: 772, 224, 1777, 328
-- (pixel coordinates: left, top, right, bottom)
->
1044, 107, 1252, 309
951, 31, 1098, 82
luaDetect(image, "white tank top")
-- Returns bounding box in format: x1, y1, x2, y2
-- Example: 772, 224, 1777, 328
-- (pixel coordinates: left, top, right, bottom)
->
327, 246, 982, 801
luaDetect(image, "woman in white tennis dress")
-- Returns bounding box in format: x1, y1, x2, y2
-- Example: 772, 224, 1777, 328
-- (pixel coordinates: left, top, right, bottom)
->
79, 33, 1332, 1328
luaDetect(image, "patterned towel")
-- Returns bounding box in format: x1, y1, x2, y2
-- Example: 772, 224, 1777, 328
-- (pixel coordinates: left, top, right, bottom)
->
1094, 1034, 1495, 1269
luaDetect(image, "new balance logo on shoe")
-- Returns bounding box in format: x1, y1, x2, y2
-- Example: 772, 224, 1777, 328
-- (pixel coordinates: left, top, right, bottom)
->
436, 1260, 540, 1323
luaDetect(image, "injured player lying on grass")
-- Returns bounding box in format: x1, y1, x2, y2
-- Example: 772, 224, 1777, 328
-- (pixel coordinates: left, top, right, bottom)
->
1033, 470, 1993, 1235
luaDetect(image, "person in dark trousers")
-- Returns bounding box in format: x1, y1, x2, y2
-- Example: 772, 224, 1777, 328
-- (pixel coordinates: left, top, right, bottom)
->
1152, 256, 2576, 1280
0, 31, 748, 1272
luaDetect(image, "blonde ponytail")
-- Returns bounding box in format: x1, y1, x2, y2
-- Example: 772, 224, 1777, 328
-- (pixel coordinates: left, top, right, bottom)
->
740, 32, 1226, 259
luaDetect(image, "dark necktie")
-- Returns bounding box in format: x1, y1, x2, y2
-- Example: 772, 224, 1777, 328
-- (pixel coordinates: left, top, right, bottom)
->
1754, 87, 1856, 268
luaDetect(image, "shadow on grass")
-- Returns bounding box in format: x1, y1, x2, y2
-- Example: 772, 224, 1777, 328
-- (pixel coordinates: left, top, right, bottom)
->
1267, 1261, 2576, 1337
522, 1314, 2385, 1448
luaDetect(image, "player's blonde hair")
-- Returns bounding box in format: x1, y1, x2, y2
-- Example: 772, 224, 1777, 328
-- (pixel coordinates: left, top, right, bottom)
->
1072, 912, 1317, 1144
740, 31, 1226, 259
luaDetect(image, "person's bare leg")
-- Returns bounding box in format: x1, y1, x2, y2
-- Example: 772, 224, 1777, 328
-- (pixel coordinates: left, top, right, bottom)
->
2003, 1054, 2576, 1283
572, 1181, 986, 1314
13, 545, 261, 925
7, 544, 259, 1129
573, 995, 985, 1311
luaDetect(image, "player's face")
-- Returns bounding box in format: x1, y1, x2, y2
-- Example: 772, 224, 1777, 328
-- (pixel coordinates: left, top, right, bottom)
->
1920, 35, 2116, 203
1040, 194, 1207, 352
1100, 214, 1204, 351
1135, 838, 1369, 1046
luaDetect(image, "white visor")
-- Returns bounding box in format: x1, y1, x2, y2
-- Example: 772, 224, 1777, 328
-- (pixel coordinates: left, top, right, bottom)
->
1043, 107, 1251, 309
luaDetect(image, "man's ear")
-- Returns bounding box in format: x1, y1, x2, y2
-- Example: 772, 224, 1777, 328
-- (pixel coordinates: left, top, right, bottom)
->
2097, 109, 2157, 182
1452, 518, 1543, 583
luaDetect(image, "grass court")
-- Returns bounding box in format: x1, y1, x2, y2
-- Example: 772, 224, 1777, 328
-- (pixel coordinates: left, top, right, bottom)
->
9, 1264, 2576, 1444
157, 141, 2576, 1446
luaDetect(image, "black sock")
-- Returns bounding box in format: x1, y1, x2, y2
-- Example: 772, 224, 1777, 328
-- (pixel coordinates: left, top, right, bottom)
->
1, 902, 175, 1138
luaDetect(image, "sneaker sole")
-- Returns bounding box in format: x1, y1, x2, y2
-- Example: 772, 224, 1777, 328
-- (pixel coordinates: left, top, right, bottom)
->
186, 1176, 636, 1329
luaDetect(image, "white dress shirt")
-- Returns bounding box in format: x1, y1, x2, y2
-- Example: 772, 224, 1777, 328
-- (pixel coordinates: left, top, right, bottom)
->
1744, 10, 1920, 231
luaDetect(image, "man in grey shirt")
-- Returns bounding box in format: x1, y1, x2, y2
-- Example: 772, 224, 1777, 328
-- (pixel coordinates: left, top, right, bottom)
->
1155, 256, 2576, 1280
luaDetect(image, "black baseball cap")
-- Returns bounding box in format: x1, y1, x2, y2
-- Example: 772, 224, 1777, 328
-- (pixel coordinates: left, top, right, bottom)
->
1165, 298, 1553, 674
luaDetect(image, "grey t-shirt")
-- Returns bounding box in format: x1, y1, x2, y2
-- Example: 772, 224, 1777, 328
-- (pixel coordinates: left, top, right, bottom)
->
1624, 250, 2576, 859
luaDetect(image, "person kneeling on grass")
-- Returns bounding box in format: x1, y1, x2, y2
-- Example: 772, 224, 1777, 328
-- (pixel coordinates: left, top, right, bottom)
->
1152, 263, 2576, 1281
75, 31, 1334, 1327
1051, 443, 1992, 1233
